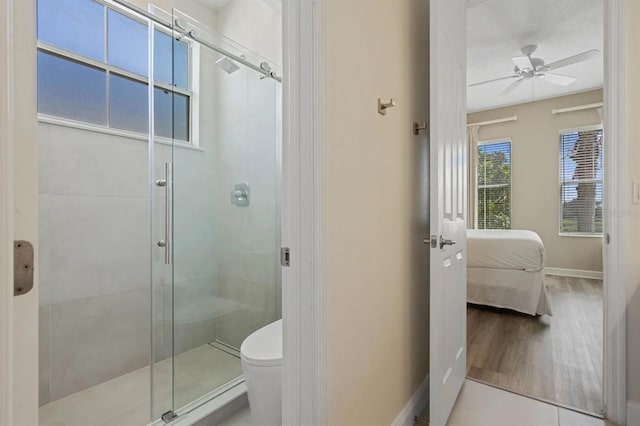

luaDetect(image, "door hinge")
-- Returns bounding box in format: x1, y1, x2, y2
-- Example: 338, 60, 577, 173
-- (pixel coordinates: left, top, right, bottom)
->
606, 233, 611, 244
14, 240, 34, 296
281, 247, 290, 267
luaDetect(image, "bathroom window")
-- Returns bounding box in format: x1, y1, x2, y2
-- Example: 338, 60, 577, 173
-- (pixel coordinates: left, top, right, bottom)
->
36, 0, 192, 142
477, 140, 511, 230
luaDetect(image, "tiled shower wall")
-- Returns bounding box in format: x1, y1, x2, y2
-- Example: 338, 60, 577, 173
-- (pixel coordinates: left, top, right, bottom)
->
37, 123, 219, 404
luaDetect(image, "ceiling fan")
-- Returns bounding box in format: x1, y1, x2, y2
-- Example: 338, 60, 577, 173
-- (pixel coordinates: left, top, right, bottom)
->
469, 45, 601, 96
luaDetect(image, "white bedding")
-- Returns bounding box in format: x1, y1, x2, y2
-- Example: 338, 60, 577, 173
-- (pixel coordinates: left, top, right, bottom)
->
467, 229, 545, 271
467, 229, 552, 316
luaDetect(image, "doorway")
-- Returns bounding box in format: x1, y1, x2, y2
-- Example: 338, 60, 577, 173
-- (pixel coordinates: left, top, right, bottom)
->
465, 0, 605, 417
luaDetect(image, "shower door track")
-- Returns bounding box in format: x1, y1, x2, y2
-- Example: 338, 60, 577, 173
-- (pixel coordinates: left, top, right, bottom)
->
110, 0, 282, 82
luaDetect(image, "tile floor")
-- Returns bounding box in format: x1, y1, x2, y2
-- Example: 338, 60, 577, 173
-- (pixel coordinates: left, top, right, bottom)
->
416, 380, 611, 426
220, 380, 609, 426
39, 345, 242, 426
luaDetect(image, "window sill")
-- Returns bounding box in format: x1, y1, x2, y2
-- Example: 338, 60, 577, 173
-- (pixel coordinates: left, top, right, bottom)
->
559, 233, 603, 238
37, 114, 204, 152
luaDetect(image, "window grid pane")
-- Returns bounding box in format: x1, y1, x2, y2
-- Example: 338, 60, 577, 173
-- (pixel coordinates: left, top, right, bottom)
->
560, 130, 604, 234
37, 51, 108, 125
477, 141, 511, 230
37, 0, 105, 61
109, 73, 149, 133
107, 9, 149, 77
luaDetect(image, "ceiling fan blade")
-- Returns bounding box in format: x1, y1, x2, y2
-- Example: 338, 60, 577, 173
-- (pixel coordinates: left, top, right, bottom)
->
468, 75, 518, 87
539, 72, 577, 86
545, 49, 601, 71
499, 78, 524, 97
512, 55, 534, 71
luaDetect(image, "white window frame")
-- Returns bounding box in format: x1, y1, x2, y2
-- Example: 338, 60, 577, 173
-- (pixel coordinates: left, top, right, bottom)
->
35, 0, 199, 147
476, 138, 512, 230
558, 124, 604, 237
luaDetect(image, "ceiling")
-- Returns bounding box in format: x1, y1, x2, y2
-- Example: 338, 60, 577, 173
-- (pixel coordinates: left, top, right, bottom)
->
197, 0, 233, 11
467, 0, 603, 112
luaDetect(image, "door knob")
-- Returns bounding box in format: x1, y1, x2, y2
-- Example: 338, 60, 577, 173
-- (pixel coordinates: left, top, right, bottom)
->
439, 235, 456, 249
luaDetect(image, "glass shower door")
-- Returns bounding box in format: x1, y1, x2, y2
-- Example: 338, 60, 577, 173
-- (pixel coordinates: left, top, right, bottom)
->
168, 8, 281, 414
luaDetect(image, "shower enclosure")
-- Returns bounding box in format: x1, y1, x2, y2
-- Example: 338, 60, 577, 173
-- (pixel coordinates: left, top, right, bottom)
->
37, 1, 281, 424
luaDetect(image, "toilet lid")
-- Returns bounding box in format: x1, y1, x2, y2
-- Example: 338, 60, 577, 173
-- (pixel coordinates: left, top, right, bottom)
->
240, 319, 283, 367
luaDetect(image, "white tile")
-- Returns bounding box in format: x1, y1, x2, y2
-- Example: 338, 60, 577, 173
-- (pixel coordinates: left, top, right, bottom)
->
47, 195, 150, 303
216, 66, 250, 126
38, 194, 52, 307
39, 304, 51, 406
38, 122, 148, 198
558, 408, 606, 426
248, 72, 277, 118
49, 288, 150, 400
247, 111, 277, 197
447, 380, 559, 426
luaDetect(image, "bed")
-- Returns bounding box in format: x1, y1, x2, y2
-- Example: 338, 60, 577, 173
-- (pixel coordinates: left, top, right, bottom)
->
467, 229, 552, 316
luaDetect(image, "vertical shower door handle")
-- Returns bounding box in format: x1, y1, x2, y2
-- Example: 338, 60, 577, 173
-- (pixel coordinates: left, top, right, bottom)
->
156, 162, 172, 264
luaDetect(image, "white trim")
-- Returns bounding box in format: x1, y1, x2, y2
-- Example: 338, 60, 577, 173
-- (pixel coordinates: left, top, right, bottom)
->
391, 376, 430, 426
467, 115, 517, 127
552, 102, 604, 115
544, 268, 603, 280
0, 0, 14, 423
626, 401, 640, 426
603, 0, 627, 423
282, 0, 326, 425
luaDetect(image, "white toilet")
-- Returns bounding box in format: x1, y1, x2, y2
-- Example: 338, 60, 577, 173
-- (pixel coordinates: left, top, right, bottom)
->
240, 319, 283, 426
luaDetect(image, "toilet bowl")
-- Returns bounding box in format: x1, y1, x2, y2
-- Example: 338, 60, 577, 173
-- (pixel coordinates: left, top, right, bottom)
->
240, 319, 282, 426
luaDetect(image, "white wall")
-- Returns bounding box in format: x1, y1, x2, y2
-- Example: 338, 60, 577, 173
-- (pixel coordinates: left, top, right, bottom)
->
215, 0, 282, 67
323, 0, 430, 424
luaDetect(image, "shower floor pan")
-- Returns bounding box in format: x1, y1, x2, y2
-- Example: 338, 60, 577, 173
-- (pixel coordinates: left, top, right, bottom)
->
39, 345, 242, 426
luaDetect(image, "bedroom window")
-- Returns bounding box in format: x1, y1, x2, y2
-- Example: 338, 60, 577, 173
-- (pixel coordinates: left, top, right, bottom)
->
36, 0, 192, 142
560, 127, 603, 236
477, 140, 511, 230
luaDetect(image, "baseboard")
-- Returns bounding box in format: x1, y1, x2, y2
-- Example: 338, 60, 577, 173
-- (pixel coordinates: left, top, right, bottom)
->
544, 267, 603, 280
391, 375, 430, 426
627, 400, 640, 426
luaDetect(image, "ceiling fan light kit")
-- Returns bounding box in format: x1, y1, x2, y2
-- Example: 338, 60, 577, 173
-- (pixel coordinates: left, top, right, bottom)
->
469, 44, 600, 96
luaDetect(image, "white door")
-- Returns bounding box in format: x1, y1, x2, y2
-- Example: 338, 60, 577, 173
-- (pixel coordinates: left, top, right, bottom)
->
429, 0, 467, 424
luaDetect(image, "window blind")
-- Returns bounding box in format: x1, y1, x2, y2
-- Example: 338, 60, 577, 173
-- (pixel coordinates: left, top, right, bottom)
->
477, 141, 511, 230
560, 129, 603, 235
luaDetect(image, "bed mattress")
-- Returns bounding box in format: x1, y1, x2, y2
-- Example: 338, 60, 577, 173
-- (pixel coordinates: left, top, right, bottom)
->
466, 229, 552, 316
467, 229, 545, 271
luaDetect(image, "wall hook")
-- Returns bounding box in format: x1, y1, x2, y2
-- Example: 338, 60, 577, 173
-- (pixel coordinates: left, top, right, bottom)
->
413, 121, 427, 135
378, 98, 396, 115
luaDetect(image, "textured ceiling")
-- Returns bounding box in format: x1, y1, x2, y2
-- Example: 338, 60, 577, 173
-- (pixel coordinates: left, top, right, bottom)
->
467, 0, 603, 112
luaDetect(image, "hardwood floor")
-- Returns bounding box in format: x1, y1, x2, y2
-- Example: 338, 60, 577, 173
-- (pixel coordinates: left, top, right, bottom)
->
466, 275, 603, 415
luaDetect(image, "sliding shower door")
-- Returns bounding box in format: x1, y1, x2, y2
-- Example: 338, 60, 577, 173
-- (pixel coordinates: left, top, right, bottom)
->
163, 8, 281, 415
